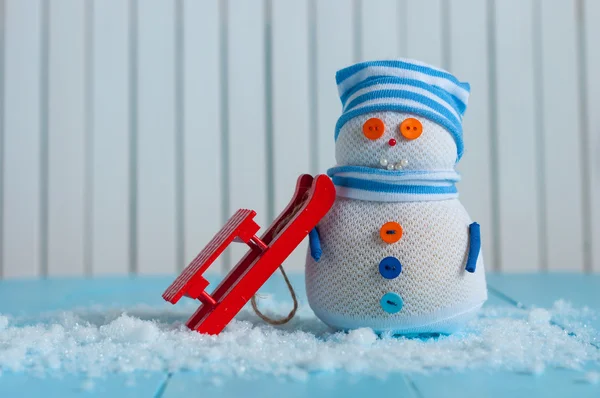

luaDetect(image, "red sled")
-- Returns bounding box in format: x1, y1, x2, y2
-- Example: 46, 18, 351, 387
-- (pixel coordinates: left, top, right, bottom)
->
162, 174, 335, 335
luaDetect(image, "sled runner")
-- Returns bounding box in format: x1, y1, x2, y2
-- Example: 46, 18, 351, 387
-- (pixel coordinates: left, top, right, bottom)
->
162, 174, 336, 335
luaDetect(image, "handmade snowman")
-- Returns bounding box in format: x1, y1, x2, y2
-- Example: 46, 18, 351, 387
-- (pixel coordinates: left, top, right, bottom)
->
305, 59, 487, 335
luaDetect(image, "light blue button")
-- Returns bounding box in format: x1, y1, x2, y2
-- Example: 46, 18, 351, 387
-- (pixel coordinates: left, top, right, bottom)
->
380, 292, 403, 314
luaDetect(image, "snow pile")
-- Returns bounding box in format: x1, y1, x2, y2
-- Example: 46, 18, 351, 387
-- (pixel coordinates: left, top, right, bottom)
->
0, 300, 598, 380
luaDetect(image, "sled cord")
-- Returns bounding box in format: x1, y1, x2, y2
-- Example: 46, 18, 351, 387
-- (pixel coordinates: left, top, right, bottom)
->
250, 264, 298, 325
250, 192, 311, 325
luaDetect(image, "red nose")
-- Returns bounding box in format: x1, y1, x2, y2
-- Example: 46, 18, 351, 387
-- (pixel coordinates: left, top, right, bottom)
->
388, 138, 397, 147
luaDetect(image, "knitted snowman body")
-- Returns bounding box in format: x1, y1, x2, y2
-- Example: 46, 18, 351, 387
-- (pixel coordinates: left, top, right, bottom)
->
305, 60, 487, 335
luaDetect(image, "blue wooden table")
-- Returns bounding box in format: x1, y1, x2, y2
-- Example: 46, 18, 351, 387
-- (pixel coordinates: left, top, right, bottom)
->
0, 274, 598, 397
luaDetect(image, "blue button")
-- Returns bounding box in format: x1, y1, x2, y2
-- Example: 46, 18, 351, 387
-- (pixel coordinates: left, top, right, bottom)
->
378, 256, 402, 279
380, 292, 403, 314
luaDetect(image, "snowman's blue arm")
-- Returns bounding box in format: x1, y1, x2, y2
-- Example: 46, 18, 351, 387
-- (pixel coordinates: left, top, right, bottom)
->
309, 228, 322, 262
465, 222, 481, 273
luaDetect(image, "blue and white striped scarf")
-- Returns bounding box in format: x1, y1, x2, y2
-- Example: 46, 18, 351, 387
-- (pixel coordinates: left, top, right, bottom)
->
327, 166, 460, 202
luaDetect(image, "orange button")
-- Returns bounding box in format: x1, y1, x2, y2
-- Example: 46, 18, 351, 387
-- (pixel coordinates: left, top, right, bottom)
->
380, 222, 403, 243
399, 118, 423, 140
362, 118, 385, 140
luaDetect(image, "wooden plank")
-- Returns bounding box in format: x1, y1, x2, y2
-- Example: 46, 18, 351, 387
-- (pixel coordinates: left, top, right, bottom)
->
46, 0, 86, 276
405, 0, 443, 66
2, 0, 43, 278
0, 275, 181, 314
411, 368, 600, 398
136, 0, 177, 274
163, 372, 417, 398
358, 0, 400, 61
314, 0, 353, 173
539, 0, 584, 271
583, 0, 600, 272
0, 373, 168, 398
271, 0, 311, 271
494, 0, 541, 272
488, 273, 600, 331
0, 0, 4, 279
448, 0, 495, 269
226, 0, 268, 271
91, 0, 130, 275
181, 0, 222, 271
488, 274, 600, 312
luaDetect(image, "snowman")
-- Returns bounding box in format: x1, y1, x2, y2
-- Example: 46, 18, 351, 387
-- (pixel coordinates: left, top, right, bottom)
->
305, 59, 487, 335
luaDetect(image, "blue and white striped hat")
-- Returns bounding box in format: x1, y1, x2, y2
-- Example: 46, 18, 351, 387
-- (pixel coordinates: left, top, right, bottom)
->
335, 59, 471, 160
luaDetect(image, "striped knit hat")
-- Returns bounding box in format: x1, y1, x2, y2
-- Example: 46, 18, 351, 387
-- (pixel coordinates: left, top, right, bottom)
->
335, 59, 470, 161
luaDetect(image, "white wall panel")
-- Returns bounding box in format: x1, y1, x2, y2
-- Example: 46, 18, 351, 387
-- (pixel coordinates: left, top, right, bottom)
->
494, 0, 541, 272
359, 0, 400, 61
539, 0, 584, 271
405, 0, 443, 66
226, 0, 268, 271
91, 0, 130, 275
136, 0, 177, 274
181, 0, 223, 272
449, 0, 495, 270
271, 0, 311, 271
47, 0, 86, 276
315, 0, 353, 173
584, 0, 600, 272
2, 0, 43, 278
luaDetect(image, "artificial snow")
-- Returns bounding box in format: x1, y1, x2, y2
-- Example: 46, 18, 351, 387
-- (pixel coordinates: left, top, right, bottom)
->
0, 300, 598, 381
528, 308, 552, 325
0, 315, 9, 331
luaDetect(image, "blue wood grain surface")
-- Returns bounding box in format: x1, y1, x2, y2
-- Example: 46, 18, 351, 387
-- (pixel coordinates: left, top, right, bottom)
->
0, 274, 598, 397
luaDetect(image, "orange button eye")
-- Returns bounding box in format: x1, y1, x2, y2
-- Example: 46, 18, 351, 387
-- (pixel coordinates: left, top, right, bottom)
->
362, 118, 385, 140
399, 118, 423, 140
380, 221, 403, 244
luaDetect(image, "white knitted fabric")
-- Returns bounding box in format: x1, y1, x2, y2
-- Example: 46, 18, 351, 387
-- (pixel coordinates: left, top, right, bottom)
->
335, 111, 458, 170
305, 197, 487, 334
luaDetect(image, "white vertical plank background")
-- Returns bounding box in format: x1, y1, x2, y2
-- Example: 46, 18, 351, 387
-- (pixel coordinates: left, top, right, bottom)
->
539, 0, 584, 271
1, 0, 600, 278
2, 0, 43, 278
315, 0, 353, 172
405, 0, 443, 66
359, 0, 399, 61
448, 0, 494, 269
227, 0, 268, 270
47, 0, 86, 276
584, 0, 600, 272
494, 0, 540, 272
182, 0, 222, 270
0, 0, 3, 279
271, 0, 311, 271
136, 0, 177, 274
91, 0, 130, 275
